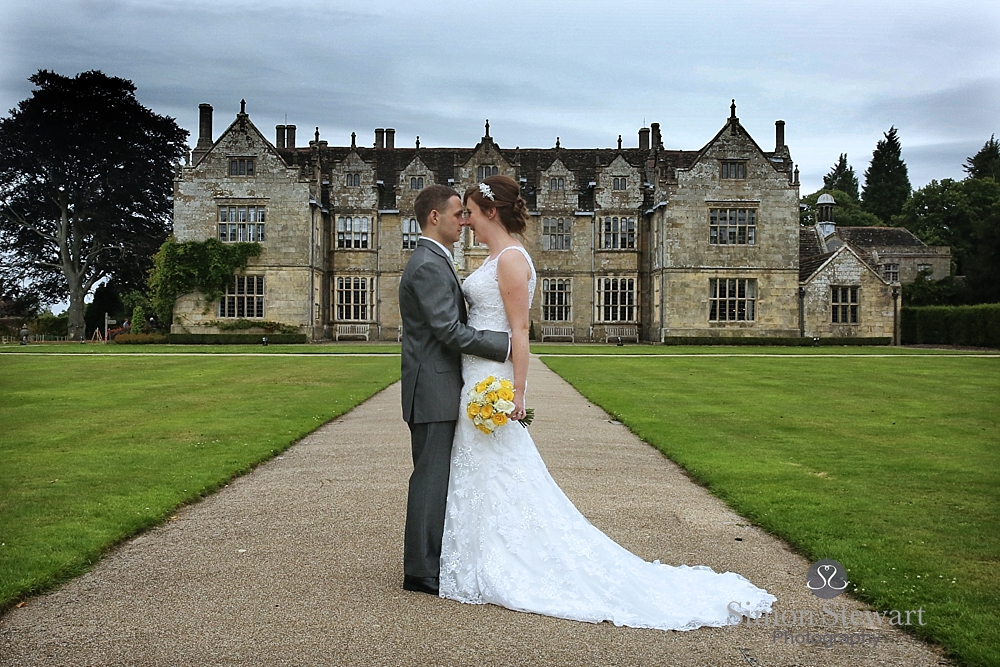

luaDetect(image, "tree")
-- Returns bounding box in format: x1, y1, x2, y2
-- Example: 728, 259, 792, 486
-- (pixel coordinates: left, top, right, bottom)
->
0, 70, 188, 339
799, 189, 881, 227
0, 276, 40, 317
896, 177, 1000, 303
84, 282, 124, 337
822, 154, 860, 201
862, 126, 911, 223
964, 135, 1000, 181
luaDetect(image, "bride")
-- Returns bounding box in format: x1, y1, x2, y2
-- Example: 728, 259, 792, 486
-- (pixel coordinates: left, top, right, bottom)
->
438, 175, 776, 630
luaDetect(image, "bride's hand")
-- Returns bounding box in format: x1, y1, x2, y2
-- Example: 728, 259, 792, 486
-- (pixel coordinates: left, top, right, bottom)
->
512, 392, 526, 421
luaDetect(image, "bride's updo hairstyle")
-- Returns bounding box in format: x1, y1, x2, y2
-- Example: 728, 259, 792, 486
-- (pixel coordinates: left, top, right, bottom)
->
464, 175, 529, 235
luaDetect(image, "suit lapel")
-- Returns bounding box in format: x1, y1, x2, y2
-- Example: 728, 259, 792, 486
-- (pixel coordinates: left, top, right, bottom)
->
419, 238, 462, 289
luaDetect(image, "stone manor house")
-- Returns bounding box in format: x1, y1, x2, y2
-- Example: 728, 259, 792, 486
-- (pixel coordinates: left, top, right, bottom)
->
172, 101, 904, 342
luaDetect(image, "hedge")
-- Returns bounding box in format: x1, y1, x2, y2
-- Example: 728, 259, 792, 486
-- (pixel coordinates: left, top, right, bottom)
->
166, 333, 307, 345
901, 304, 1000, 348
661, 336, 892, 346
114, 333, 168, 345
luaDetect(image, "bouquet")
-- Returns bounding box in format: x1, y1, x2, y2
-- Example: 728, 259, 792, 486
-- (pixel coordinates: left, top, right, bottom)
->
466, 375, 534, 435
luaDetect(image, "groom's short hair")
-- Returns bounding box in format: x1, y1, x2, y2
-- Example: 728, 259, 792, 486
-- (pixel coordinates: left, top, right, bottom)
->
414, 184, 458, 229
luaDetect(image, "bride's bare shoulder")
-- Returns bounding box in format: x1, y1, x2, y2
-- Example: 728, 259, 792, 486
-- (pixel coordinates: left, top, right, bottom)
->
496, 245, 531, 280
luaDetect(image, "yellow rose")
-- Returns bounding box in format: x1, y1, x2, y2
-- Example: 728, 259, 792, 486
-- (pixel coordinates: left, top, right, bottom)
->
467, 402, 481, 418
476, 423, 491, 435
474, 381, 488, 393
500, 379, 514, 390
492, 412, 508, 426
484, 376, 496, 386
486, 391, 499, 403
497, 388, 514, 401
480, 403, 493, 418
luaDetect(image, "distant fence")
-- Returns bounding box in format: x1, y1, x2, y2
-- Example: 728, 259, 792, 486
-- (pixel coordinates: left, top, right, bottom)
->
1, 334, 69, 343
901, 304, 1000, 348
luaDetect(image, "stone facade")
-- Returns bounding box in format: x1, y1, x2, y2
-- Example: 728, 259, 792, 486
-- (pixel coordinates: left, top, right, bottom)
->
173, 105, 322, 336
800, 245, 897, 340
171, 101, 899, 342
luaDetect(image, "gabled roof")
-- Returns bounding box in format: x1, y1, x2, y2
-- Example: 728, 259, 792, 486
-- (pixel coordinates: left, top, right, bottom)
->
799, 225, 825, 258
799, 251, 836, 282
685, 115, 792, 176
799, 243, 889, 285
194, 111, 287, 169
836, 227, 926, 248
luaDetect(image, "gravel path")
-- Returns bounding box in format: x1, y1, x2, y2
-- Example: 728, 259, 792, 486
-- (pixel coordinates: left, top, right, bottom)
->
0, 357, 950, 666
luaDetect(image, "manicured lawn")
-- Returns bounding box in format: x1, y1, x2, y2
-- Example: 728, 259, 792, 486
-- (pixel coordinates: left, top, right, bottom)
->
0, 354, 400, 609
542, 355, 999, 667
0, 342, 401, 354
530, 343, 985, 355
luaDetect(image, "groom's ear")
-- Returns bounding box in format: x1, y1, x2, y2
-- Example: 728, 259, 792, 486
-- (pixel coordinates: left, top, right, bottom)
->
425, 208, 440, 228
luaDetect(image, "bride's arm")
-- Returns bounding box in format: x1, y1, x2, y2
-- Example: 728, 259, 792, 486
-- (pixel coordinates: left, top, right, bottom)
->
497, 250, 532, 419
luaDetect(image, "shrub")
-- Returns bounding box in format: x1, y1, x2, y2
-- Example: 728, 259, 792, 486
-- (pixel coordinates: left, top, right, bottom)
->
114, 333, 167, 345
210, 319, 300, 334
901, 304, 1000, 347
166, 333, 307, 345
131, 306, 145, 334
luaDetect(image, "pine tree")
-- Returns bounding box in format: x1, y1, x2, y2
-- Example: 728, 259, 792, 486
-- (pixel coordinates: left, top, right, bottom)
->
964, 135, 1000, 181
823, 154, 859, 201
862, 126, 911, 223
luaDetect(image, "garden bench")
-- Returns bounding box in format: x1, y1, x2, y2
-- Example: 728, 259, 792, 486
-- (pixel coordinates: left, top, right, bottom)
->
604, 325, 638, 343
335, 323, 370, 341
540, 326, 575, 342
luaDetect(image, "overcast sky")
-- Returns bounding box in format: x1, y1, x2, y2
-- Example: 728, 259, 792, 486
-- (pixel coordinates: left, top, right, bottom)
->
2, 0, 998, 195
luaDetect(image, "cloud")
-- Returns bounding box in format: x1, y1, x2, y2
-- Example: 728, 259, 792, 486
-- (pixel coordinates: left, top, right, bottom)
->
1, 0, 997, 192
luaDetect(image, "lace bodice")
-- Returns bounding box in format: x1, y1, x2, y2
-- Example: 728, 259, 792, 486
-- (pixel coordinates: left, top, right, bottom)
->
462, 246, 536, 334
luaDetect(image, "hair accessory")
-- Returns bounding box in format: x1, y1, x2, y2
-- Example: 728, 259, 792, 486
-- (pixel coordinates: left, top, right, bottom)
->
478, 182, 495, 201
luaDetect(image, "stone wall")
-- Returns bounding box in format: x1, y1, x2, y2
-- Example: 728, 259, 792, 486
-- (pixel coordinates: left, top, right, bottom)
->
172, 112, 317, 332
650, 118, 800, 337
802, 248, 895, 339
174, 105, 900, 343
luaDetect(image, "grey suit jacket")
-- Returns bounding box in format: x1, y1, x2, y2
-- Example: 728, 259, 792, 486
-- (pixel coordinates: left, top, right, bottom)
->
399, 238, 510, 424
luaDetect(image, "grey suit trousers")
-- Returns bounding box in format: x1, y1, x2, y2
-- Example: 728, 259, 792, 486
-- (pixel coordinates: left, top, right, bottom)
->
404, 420, 457, 578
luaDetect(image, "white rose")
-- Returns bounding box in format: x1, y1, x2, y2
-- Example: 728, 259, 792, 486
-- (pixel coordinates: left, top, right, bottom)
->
494, 399, 515, 414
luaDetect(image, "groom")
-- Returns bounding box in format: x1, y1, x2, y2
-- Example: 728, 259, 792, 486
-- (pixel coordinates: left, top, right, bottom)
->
398, 184, 510, 595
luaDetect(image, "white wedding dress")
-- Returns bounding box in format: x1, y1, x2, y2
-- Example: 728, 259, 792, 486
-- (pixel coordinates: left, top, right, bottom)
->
439, 246, 776, 630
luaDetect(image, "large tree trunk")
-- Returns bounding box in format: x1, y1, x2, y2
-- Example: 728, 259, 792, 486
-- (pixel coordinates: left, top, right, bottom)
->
55, 195, 98, 341
67, 283, 86, 341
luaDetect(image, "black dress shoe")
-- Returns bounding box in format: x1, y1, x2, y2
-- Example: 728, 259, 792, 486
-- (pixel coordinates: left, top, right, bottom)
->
403, 575, 439, 595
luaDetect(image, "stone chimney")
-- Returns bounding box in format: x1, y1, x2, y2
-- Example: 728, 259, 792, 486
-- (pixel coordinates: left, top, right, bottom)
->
275, 125, 286, 149
191, 103, 213, 163
286, 125, 296, 149
638, 127, 650, 150
385, 128, 395, 150
775, 120, 785, 150
375, 128, 385, 149
650, 123, 662, 150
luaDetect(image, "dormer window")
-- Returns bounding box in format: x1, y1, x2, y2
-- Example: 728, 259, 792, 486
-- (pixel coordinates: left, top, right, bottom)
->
612, 177, 627, 190
410, 176, 424, 190
477, 165, 498, 181
720, 161, 746, 179
549, 178, 565, 190
229, 158, 254, 176
346, 173, 361, 187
